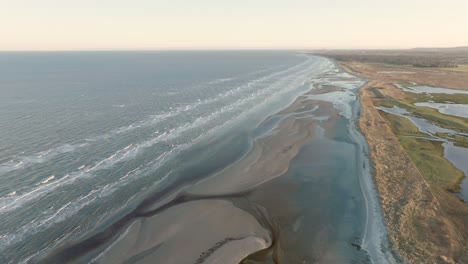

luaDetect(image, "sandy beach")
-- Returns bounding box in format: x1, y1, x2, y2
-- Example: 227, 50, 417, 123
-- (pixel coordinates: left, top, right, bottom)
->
38, 58, 398, 264
2, 1, 468, 262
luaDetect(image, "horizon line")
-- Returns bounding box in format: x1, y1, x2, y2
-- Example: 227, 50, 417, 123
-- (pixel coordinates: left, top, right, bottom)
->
0, 46, 467, 53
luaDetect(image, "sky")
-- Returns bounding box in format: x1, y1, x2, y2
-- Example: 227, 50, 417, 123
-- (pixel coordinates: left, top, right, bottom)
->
1, 0, 467, 51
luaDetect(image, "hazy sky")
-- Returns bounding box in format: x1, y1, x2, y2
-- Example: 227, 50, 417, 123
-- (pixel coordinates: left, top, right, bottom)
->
1, 0, 467, 50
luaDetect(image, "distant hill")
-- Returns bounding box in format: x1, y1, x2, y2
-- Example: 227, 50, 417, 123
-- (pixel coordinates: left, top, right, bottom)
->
311, 46, 468, 67
411, 46, 468, 52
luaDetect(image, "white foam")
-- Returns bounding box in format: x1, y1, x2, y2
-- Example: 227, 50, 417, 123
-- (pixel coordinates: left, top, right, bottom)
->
306, 90, 357, 119
0, 59, 315, 177
0, 80, 277, 213
0, 145, 185, 251
0, 143, 89, 174
1, 57, 338, 258
0, 143, 142, 213
37, 175, 55, 185
1, 58, 323, 213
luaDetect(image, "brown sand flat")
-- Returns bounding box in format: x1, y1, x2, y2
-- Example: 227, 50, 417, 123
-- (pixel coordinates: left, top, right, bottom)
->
340, 62, 468, 264
92, 88, 342, 264
98, 200, 271, 264
188, 99, 330, 195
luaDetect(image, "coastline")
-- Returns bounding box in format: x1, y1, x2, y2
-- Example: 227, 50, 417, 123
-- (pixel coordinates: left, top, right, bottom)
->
38, 57, 398, 264
339, 61, 468, 263
348, 79, 399, 263
332, 60, 399, 263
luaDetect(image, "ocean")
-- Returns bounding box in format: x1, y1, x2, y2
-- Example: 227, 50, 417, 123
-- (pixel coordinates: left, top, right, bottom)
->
0, 51, 395, 263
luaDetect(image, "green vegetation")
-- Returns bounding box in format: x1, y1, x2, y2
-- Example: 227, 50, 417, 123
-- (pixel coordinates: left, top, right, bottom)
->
399, 136, 464, 193
396, 82, 468, 104
382, 113, 464, 194
374, 96, 468, 133
379, 111, 425, 137
375, 89, 468, 195
410, 106, 467, 132
436, 133, 468, 148
405, 93, 468, 105
369, 87, 385, 98
374, 98, 405, 108
396, 81, 414, 89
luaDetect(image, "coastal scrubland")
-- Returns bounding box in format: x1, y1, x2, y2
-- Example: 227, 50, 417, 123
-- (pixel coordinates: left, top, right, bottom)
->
312, 47, 468, 68
331, 53, 468, 264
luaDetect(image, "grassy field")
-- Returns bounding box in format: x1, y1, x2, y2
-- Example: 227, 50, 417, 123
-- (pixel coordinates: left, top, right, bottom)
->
379, 112, 465, 193
406, 93, 468, 104
375, 89, 468, 196
400, 135, 464, 193
379, 111, 425, 136
366, 70, 468, 192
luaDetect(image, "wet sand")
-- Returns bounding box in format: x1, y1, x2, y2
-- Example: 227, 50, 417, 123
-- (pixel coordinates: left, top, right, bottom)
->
39, 62, 397, 264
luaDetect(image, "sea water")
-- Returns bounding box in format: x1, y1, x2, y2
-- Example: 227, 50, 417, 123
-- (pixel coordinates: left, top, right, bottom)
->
0, 51, 337, 262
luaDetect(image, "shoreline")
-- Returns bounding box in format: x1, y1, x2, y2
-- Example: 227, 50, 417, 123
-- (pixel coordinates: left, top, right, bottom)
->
39, 86, 321, 264
339, 61, 468, 263
334, 60, 399, 263
39, 57, 398, 264
348, 80, 400, 263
